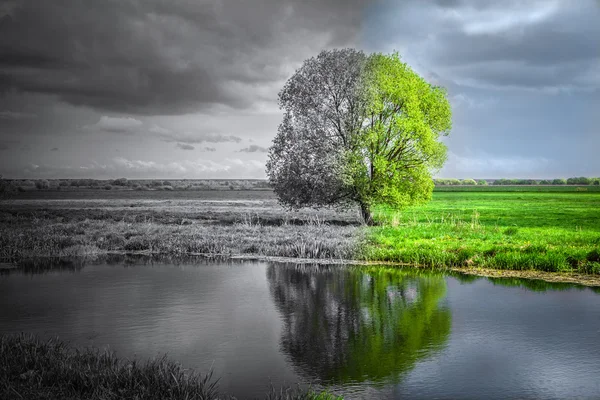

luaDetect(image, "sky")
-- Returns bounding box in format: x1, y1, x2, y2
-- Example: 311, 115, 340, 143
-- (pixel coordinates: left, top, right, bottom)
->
0, 0, 598, 180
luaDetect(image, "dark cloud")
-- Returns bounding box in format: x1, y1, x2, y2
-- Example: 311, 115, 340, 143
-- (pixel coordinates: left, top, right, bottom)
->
50, 147, 58, 151
238, 145, 268, 153
0, 0, 366, 115
176, 143, 195, 150
0, 110, 37, 119
83, 116, 143, 134
155, 127, 242, 144
366, 0, 600, 91
0, 140, 16, 150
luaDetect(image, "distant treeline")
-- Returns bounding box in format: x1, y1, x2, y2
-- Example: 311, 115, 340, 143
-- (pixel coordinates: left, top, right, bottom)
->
434, 177, 600, 186
0, 178, 272, 192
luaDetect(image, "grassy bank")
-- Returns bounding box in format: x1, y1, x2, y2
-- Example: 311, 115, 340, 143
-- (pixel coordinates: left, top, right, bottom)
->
2, 188, 600, 281
0, 192, 362, 262
365, 191, 600, 274
0, 334, 341, 400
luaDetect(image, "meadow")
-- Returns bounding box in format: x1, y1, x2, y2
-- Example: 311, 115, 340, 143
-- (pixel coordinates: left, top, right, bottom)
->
1, 183, 600, 284
0, 189, 362, 263
367, 190, 600, 274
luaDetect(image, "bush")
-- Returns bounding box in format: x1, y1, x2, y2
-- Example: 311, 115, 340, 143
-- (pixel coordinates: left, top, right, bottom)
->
35, 179, 50, 190
477, 180, 488, 186
104, 185, 112, 190
461, 179, 477, 185
111, 178, 128, 186
567, 177, 591, 185
552, 178, 566, 185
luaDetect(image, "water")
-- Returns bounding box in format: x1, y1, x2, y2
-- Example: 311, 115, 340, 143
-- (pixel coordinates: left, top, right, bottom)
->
1, 259, 600, 399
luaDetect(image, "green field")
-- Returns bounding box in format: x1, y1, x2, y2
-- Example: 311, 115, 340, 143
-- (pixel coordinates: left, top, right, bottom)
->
2, 185, 600, 279
365, 190, 600, 273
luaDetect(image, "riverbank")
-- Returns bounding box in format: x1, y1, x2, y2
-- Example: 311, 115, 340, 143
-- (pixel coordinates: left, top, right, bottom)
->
1, 188, 599, 286
0, 334, 341, 400
0, 192, 362, 262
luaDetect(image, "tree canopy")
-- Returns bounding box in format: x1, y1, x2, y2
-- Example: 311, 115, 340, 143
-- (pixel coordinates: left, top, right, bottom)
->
267, 264, 451, 384
266, 49, 452, 223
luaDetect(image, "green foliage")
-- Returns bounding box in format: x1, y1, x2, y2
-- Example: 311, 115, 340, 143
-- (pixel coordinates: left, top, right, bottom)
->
267, 265, 451, 384
461, 179, 477, 185
477, 180, 488, 186
553, 178, 567, 185
567, 177, 591, 185
267, 49, 452, 223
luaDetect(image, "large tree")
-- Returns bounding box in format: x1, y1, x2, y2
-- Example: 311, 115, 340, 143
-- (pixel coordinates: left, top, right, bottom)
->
266, 49, 452, 223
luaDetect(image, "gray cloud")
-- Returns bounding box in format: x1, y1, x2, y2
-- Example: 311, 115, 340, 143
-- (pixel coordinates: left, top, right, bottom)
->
0, 0, 365, 115
50, 147, 58, 151
0, 110, 37, 119
238, 145, 268, 153
17, 157, 267, 179
366, 0, 600, 92
83, 116, 143, 134
156, 126, 242, 144
176, 143, 195, 150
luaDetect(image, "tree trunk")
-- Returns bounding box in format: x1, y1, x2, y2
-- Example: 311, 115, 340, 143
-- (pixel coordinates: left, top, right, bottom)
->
359, 202, 373, 226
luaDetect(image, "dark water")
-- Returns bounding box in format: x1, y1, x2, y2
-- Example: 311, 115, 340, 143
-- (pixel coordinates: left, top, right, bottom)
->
1, 259, 600, 399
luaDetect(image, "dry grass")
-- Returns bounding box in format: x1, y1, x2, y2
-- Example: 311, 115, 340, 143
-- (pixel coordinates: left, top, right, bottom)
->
0, 192, 363, 263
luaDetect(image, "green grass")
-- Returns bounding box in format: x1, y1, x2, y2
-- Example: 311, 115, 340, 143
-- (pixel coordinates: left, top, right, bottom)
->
363, 191, 600, 274
0, 334, 342, 400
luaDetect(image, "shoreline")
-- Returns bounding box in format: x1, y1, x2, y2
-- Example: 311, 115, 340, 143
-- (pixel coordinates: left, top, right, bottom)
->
3, 250, 600, 288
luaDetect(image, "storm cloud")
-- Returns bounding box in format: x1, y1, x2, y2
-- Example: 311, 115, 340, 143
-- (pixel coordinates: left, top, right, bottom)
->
0, 0, 367, 115
0, 0, 598, 179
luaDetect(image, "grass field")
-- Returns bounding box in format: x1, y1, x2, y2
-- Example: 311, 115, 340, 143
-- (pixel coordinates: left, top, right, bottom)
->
0, 190, 362, 263
1, 185, 599, 280
366, 191, 600, 273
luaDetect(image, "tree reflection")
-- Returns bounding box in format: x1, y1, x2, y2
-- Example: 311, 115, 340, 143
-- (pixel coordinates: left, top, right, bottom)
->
267, 264, 452, 385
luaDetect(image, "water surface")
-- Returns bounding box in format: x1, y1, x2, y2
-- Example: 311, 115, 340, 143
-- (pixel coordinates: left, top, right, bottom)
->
1, 259, 599, 399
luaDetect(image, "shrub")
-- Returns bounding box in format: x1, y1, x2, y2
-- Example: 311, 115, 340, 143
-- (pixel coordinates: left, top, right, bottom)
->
461, 179, 477, 185
477, 180, 488, 186
552, 178, 566, 185
567, 177, 591, 185
35, 179, 50, 190
111, 177, 128, 186
104, 185, 112, 190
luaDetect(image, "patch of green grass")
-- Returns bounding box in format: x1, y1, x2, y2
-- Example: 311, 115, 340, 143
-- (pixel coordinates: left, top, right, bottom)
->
363, 191, 600, 274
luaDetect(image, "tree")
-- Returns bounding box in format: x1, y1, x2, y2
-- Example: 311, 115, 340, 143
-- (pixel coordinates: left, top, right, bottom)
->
266, 49, 452, 224
267, 265, 451, 384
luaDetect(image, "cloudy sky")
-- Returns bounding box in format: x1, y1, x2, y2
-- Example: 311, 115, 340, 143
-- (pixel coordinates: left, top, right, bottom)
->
0, 0, 598, 179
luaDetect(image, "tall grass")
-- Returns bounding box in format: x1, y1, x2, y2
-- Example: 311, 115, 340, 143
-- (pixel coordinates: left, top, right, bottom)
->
0, 334, 342, 400
364, 192, 600, 274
